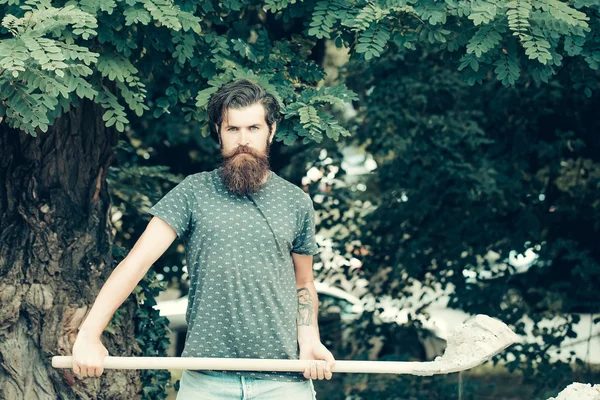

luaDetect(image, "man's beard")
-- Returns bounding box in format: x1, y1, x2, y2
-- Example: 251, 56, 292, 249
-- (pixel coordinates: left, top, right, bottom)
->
220, 141, 271, 196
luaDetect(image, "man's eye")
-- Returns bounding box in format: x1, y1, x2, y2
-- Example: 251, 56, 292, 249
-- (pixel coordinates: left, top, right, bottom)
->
251, 126, 258, 130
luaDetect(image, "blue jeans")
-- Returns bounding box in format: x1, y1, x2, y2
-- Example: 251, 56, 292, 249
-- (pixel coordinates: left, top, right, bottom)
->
176, 370, 318, 400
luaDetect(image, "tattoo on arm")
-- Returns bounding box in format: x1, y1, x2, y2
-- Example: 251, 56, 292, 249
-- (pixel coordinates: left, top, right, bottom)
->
297, 287, 313, 326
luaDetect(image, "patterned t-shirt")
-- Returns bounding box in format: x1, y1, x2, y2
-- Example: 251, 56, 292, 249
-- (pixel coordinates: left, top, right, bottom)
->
148, 167, 319, 382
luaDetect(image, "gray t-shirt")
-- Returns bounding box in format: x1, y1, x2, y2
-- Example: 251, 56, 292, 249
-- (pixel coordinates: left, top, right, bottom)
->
148, 167, 319, 382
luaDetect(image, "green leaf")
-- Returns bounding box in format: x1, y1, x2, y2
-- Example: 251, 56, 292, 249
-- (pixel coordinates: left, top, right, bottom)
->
468, 1, 497, 26
494, 47, 521, 86
195, 86, 219, 109
123, 6, 152, 26
466, 25, 503, 57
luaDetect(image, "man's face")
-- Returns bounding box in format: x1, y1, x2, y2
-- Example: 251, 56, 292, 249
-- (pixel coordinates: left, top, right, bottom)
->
219, 103, 275, 158
218, 103, 276, 196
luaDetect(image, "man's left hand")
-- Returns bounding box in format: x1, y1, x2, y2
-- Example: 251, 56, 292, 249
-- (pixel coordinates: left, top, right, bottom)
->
299, 341, 336, 380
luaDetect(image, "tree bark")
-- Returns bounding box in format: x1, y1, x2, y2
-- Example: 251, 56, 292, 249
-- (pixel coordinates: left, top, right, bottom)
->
0, 96, 142, 399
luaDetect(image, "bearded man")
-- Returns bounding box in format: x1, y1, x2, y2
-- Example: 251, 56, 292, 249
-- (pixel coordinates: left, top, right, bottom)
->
70, 79, 335, 400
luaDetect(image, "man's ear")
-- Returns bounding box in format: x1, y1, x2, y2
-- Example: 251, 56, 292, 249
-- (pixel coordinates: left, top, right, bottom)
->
215, 124, 221, 144
269, 122, 276, 143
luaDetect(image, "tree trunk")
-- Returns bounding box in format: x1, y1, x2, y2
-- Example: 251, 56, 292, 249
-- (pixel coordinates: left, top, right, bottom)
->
0, 96, 143, 399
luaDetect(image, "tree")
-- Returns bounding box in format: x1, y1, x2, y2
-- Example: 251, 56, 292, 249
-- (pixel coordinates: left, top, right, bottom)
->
327, 3, 600, 397
302, 0, 599, 92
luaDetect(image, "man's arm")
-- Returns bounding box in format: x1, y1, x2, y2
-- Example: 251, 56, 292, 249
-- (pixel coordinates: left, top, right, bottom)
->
72, 216, 179, 377
293, 252, 321, 345
79, 217, 178, 337
293, 252, 335, 380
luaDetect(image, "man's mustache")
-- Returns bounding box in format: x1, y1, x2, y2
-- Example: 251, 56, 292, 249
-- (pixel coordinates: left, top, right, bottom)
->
226, 145, 260, 157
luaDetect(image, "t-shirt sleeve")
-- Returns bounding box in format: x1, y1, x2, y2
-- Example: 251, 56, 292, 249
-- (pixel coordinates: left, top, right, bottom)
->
292, 195, 319, 256
148, 175, 194, 239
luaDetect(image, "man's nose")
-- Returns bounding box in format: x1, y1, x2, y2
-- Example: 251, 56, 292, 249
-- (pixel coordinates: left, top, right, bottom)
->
238, 129, 250, 146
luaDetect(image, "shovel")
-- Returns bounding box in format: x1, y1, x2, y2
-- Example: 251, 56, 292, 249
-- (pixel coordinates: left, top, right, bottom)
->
52, 314, 519, 376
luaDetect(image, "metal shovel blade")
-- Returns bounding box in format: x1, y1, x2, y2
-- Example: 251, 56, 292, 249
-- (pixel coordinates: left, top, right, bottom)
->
427, 314, 520, 374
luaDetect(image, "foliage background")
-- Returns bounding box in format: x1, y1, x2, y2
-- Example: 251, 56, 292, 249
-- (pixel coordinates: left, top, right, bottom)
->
1, 0, 599, 398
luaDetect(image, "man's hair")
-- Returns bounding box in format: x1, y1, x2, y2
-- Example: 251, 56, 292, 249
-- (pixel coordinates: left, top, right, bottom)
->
207, 79, 281, 137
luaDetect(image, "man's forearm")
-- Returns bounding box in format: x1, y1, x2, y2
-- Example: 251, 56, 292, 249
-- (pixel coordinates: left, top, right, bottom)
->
296, 280, 320, 345
79, 258, 148, 338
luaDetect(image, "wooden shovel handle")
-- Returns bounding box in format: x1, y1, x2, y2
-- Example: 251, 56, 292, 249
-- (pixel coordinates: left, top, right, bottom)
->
52, 356, 439, 375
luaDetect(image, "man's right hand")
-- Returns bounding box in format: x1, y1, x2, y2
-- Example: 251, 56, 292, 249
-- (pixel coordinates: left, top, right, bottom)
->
72, 333, 109, 378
